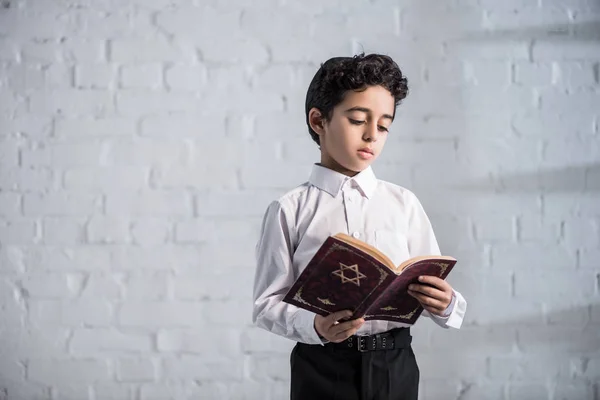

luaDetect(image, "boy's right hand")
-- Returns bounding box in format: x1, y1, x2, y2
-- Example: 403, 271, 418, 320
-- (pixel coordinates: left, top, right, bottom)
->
314, 310, 365, 343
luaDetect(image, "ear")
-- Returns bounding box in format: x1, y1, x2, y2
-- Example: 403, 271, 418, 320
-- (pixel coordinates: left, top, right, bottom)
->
308, 107, 327, 136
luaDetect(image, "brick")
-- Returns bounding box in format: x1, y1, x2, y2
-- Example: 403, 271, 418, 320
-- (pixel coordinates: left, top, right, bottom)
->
28, 89, 114, 116
110, 37, 194, 63
22, 142, 105, 168
553, 381, 595, 400
240, 327, 294, 354
0, 38, 18, 61
70, 329, 152, 355
0, 219, 37, 245
157, 329, 242, 358
544, 193, 600, 217
116, 358, 156, 382
175, 217, 261, 243
580, 248, 600, 269
79, 273, 123, 299
110, 245, 202, 271
472, 215, 517, 242
140, 114, 224, 138
87, 216, 131, 244
0, 138, 21, 168
489, 356, 571, 380
138, 384, 210, 400
120, 64, 163, 89
92, 384, 136, 400
0, 168, 56, 192
105, 191, 192, 217
0, 327, 68, 359
24, 192, 101, 216
0, 192, 20, 216
554, 61, 597, 87
162, 355, 244, 381
563, 217, 600, 249
124, 273, 169, 300
23, 246, 113, 271
28, 359, 110, 385
194, 190, 283, 217
514, 62, 553, 86
0, 116, 53, 138
115, 91, 201, 115
18, 272, 79, 298
533, 41, 600, 60
204, 300, 252, 326
518, 326, 599, 354
507, 383, 548, 399
542, 137, 600, 165
44, 63, 73, 88
130, 218, 171, 246
42, 217, 86, 245
115, 126, 180, 160
247, 354, 291, 381
492, 243, 575, 270
463, 60, 511, 86
0, 246, 25, 273
440, 383, 504, 400
172, 271, 252, 301
4, 64, 45, 92
64, 167, 149, 191
51, 384, 90, 400
165, 65, 207, 91
29, 299, 112, 327
517, 215, 562, 244
55, 117, 136, 137
75, 64, 117, 89
118, 302, 205, 327
540, 89, 600, 113
153, 166, 238, 190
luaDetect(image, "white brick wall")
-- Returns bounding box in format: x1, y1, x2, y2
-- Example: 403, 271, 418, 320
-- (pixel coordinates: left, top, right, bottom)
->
0, 0, 599, 399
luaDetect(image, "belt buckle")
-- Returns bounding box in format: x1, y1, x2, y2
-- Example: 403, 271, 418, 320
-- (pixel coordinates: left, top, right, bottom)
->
357, 336, 368, 352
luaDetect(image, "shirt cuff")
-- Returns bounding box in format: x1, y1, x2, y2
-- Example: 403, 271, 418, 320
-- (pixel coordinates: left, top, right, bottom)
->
429, 289, 466, 329
292, 308, 325, 345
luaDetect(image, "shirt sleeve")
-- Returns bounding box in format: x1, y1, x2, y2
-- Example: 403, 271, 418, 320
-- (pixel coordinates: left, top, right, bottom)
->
406, 191, 467, 329
252, 200, 323, 345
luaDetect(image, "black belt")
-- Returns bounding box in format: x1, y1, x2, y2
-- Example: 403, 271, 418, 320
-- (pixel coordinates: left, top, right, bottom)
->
325, 328, 411, 352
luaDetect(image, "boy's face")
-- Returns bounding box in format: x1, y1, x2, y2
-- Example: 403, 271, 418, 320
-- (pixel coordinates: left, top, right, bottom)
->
310, 85, 395, 177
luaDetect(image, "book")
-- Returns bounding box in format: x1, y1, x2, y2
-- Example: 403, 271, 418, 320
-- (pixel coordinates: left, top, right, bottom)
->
282, 233, 457, 324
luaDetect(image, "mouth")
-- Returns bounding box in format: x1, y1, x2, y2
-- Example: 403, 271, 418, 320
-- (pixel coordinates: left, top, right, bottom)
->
357, 148, 374, 159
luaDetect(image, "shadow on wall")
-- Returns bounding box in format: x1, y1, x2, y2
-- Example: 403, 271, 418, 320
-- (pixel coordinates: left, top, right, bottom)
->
455, 163, 600, 193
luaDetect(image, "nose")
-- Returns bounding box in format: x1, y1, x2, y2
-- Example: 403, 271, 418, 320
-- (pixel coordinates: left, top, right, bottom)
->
362, 122, 378, 142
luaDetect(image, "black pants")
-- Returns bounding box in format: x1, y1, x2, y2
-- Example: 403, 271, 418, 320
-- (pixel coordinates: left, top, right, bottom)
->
290, 329, 419, 400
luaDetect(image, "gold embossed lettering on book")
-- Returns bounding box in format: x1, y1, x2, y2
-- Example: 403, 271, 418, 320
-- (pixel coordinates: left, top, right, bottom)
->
282, 233, 457, 324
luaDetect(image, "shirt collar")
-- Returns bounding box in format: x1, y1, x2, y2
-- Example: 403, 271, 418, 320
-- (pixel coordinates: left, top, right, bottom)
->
308, 164, 378, 199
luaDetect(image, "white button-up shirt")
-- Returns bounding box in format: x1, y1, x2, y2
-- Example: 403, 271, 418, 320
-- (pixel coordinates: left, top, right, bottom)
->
253, 164, 467, 345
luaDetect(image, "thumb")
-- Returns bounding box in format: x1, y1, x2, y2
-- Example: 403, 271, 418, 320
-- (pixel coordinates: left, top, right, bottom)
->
328, 310, 353, 325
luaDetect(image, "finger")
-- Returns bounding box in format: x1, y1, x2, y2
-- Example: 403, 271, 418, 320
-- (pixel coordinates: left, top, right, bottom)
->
331, 323, 363, 342
329, 318, 364, 337
408, 283, 445, 298
408, 291, 447, 312
326, 310, 353, 327
417, 276, 451, 291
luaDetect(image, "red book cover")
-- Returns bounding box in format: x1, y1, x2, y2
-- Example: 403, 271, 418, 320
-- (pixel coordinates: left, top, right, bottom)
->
282, 234, 457, 324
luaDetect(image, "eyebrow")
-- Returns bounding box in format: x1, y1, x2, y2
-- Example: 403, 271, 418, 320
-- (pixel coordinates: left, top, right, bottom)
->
344, 106, 394, 121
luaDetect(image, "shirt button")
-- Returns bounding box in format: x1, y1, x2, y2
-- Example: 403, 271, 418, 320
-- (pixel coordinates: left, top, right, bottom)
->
352, 232, 360, 239
347, 197, 352, 203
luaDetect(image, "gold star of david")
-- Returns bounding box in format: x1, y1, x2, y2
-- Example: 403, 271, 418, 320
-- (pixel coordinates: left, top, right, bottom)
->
332, 262, 366, 286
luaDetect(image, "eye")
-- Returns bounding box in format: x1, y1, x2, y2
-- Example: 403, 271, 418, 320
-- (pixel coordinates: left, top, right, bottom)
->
378, 126, 389, 132
349, 118, 365, 125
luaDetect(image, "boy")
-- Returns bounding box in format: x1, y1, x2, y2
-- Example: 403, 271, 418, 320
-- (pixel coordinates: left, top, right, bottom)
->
252, 54, 467, 400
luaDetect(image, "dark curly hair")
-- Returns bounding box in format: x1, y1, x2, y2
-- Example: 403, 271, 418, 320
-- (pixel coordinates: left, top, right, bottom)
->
305, 53, 409, 146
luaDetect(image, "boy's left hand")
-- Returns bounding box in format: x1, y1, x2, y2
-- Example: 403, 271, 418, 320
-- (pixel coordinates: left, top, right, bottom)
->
407, 276, 453, 316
